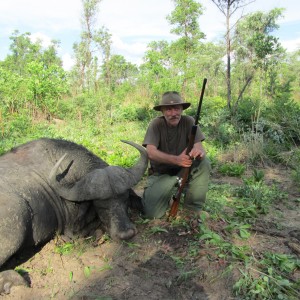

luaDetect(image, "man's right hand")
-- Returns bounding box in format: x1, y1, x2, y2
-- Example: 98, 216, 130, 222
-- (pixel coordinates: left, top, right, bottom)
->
177, 149, 193, 167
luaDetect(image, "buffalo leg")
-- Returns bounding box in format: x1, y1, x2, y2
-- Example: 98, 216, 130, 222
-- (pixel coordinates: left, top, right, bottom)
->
0, 196, 31, 293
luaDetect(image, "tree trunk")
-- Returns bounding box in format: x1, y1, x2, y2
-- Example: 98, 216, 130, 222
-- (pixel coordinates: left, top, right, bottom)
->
226, 3, 232, 110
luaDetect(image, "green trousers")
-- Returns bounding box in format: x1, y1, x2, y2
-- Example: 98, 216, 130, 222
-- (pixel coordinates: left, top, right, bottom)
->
142, 157, 211, 219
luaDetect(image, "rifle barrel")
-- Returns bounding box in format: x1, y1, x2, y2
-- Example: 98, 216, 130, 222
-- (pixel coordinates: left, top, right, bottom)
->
195, 78, 207, 125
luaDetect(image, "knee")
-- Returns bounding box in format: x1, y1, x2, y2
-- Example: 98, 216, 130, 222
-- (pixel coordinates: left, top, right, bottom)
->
201, 157, 211, 170
191, 157, 211, 176
141, 198, 166, 219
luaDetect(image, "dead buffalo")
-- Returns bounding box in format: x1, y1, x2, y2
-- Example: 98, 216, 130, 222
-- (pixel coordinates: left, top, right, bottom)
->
0, 138, 148, 293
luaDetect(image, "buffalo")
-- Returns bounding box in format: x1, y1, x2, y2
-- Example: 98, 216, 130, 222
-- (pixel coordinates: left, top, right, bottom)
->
0, 138, 148, 293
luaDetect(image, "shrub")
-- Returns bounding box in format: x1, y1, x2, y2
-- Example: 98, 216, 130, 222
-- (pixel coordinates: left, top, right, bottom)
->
266, 97, 300, 145
218, 162, 246, 177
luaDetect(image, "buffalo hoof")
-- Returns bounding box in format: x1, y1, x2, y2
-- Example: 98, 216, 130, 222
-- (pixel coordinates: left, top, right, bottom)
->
0, 270, 29, 294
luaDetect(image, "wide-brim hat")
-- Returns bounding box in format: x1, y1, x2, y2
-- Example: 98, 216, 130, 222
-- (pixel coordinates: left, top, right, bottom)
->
153, 92, 191, 111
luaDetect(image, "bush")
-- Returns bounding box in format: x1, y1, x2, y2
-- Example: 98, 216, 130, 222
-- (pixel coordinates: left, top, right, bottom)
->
218, 162, 246, 177
235, 97, 263, 126
266, 97, 300, 145
113, 104, 152, 121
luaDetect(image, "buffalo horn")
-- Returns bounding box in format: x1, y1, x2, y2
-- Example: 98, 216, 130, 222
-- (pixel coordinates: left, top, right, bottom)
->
48, 140, 148, 201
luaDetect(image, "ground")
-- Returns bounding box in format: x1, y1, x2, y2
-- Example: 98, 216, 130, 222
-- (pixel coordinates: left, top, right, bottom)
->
1, 167, 299, 300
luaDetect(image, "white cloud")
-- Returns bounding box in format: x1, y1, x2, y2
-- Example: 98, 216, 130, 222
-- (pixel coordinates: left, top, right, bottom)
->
282, 38, 300, 52
30, 32, 53, 48
111, 36, 147, 55
62, 53, 75, 71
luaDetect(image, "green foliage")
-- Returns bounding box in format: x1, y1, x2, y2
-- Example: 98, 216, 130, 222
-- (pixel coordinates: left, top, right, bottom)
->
0, 67, 26, 113
205, 183, 235, 216
25, 61, 69, 114
234, 8, 285, 70
217, 122, 238, 145
167, 0, 204, 39
54, 236, 96, 256
262, 252, 300, 274
204, 96, 227, 114
198, 224, 250, 261
280, 148, 300, 190
55, 242, 75, 255
2, 112, 32, 138
235, 97, 262, 126
147, 226, 169, 235
102, 54, 138, 90
225, 222, 251, 239
218, 162, 246, 177
191, 96, 227, 136
83, 263, 113, 278
113, 104, 152, 122
266, 97, 300, 145
0, 112, 57, 155
0, 30, 68, 118
235, 171, 287, 216
291, 167, 300, 191
203, 109, 239, 146
252, 169, 265, 182
203, 142, 219, 168
234, 253, 300, 300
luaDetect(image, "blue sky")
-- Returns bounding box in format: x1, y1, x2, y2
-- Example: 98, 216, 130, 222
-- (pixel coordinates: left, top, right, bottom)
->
0, 0, 299, 70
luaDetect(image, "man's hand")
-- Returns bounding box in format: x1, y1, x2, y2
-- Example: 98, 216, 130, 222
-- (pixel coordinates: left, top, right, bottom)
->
146, 142, 206, 168
177, 149, 193, 167
188, 142, 206, 160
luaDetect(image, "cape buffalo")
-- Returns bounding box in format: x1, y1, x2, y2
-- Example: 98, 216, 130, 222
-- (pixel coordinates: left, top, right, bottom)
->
0, 138, 148, 293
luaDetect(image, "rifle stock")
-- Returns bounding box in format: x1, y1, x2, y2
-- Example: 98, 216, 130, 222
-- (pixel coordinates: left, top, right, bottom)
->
168, 79, 207, 219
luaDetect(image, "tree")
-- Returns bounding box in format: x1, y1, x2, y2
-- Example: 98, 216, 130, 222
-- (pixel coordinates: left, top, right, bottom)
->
72, 0, 103, 92
140, 41, 180, 96
167, 0, 205, 91
25, 61, 69, 114
192, 42, 226, 97
0, 31, 67, 116
233, 8, 285, 107
42, 40, 63, 68
93, 27, 112, 87
6, 30, 41, 75
101, 54, 138, 90
283, 50, 300, 102
2, 30, 63, 76
210, 0, 255, 110
71, 0, 117, 93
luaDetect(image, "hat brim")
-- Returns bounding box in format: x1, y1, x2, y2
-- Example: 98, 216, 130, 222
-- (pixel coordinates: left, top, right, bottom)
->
153, 102, 191, 111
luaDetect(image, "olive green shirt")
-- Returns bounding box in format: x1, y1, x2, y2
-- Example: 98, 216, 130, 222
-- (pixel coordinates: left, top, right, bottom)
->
143, 115, 205, 175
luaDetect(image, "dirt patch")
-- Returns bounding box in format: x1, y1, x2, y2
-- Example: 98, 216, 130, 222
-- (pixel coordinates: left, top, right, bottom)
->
1, 167, 300, 300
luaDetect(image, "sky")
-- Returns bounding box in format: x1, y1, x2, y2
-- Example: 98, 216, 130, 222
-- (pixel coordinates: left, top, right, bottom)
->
0, 0, 299, 70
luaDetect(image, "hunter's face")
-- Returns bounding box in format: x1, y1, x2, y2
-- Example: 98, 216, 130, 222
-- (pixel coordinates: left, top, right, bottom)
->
161, 105, 183, 127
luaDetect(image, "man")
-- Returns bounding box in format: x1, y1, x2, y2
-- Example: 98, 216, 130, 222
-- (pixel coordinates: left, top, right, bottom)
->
142, 91, 211, 220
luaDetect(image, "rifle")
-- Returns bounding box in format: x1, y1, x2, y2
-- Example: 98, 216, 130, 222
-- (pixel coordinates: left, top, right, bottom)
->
168, 78, 207, 219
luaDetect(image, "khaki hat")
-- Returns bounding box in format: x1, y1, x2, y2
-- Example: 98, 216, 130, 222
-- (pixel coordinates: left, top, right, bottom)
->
153, 92, 191, 111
